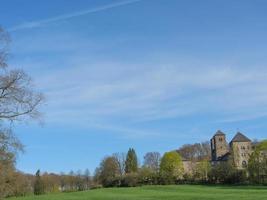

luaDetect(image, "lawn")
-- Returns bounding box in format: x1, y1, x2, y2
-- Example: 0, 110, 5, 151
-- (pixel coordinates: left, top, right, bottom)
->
10, 185, 267, 200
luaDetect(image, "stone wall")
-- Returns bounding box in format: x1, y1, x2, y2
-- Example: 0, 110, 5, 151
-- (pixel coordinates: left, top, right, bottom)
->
231, 141, 252, 169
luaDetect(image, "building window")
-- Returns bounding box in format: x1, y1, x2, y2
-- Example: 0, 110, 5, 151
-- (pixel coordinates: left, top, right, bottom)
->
219, 138, 223, 142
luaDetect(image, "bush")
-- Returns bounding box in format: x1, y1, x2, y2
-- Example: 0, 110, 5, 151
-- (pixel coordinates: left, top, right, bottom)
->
208, 162, 247, 184
121, 173, 139, 187
158, 173, 176, 185
138, 167, 159, 185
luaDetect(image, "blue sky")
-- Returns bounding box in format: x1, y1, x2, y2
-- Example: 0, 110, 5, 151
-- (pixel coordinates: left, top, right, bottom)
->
1, 0, 267, 174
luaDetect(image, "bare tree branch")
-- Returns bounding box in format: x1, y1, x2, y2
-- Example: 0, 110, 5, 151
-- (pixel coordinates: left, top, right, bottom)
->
0, 28, 44, 123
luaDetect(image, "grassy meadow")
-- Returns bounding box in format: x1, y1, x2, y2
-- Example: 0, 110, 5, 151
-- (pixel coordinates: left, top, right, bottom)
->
10, 185, 267, 200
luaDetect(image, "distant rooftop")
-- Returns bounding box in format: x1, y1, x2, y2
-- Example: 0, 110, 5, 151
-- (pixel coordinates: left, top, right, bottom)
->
231, 132, 251, 143
213, 130, 225, 137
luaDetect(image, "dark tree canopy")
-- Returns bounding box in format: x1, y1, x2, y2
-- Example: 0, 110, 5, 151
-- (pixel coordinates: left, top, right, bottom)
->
34, 170, 45, 195
125, 148, 138, 173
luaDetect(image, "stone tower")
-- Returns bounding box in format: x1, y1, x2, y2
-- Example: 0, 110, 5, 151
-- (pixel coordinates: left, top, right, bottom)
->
230, 132, 252, 169
210, 130, 229, 161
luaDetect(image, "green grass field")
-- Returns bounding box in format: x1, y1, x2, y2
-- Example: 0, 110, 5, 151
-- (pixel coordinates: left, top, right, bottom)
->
10, 185, 267, 200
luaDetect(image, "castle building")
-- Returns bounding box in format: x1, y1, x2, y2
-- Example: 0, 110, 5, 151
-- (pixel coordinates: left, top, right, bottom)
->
210, 130, 252, 169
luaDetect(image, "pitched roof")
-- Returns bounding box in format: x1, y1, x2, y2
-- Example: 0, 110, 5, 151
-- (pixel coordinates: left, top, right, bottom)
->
231, 132, 251, 143
213, 130, 225, 137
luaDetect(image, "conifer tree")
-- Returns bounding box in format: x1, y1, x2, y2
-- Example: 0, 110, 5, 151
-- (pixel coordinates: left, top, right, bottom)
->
125, 148, 138, 173
34, 170, 44, 195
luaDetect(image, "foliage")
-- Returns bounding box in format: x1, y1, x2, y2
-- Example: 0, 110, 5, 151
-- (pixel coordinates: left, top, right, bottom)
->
248, 140, 267, 184
138, 167, 159, 185
11, 172, 32, 197
160, 151, 184, 184
34, 170, 45, 195
99, 156, 120, 187
0, 129, 24, 198
208, 161, 247, 184
193, 160, 211, 182
121, 173, 139, 187
125, 148, 138, 174
257, 140, 267, 151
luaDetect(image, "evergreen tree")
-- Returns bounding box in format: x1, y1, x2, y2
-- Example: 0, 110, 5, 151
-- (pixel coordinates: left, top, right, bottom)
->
125, 148, 138, 173
34, 170, 44, 195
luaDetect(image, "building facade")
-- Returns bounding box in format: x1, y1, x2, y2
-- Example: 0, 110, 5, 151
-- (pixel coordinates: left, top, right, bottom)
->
210, 130, 252, 169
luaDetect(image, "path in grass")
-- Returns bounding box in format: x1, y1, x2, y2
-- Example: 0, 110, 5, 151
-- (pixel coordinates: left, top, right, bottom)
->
10, 185, 267, 200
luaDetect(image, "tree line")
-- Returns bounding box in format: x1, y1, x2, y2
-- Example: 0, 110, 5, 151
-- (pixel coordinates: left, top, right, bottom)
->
1, 140, 266, 198
92, 141, 267, 188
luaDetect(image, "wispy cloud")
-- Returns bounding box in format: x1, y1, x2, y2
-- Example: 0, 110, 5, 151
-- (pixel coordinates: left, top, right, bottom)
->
33, 59, 267, 125
12, 32, 267, 134
10, 18, 267, 138
8, 0, 143, 32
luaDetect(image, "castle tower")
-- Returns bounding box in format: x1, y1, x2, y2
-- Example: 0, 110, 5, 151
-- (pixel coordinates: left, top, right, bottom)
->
230, 132, 252, 169
210, 130, 229, 161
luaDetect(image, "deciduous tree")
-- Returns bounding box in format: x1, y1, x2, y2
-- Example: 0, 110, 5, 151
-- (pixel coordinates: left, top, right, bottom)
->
84, 169, 91, 190
143, 152, 161, 173
113, 152, 126, 176
0, 26, 43, 198
248, 140, 267, 184
99, 156, 120, 187
177, 141, 211, 161
160, 151, 183, 184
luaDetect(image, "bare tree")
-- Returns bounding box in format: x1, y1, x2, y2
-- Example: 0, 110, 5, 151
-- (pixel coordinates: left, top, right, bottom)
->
0, 26, 44, 198
0, 27, 44, 122
113, 152, 126, 176
177, 141, 211, 161
143, 152, 161, 172
84, 169, 91, 190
